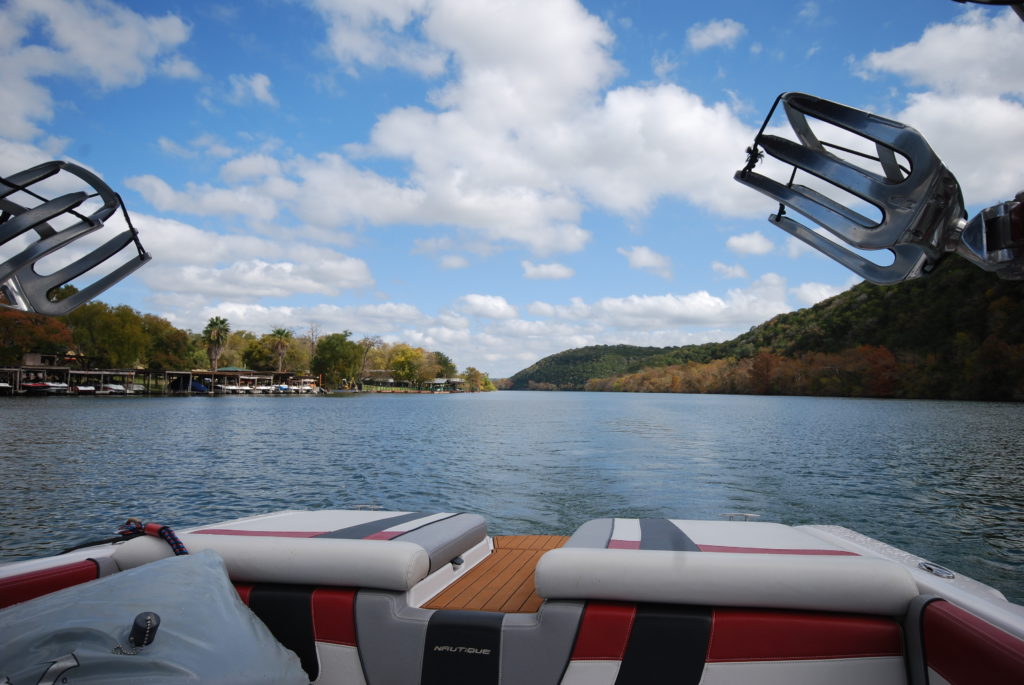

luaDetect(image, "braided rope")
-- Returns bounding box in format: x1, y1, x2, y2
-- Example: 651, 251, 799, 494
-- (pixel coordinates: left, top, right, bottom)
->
117, 518, 189, 555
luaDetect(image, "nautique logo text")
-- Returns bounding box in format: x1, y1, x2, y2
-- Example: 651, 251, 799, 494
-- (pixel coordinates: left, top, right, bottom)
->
433, 645, 492, 655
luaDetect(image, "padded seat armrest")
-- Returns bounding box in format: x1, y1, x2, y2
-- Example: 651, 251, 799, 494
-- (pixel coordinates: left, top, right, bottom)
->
535, 548, 918, 616
114, 535, 430, 591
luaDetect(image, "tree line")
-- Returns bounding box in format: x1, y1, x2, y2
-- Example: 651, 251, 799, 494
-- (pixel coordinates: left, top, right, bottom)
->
0, 300, 495, 391
507, 258, 1024, 401
584, 341, 1023, 401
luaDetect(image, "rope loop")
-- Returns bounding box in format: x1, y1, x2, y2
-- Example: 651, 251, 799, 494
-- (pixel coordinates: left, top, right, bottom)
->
117, 518, 189, 555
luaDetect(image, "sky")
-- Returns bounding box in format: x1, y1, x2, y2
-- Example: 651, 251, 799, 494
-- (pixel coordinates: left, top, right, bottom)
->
1, 0, 1023, 377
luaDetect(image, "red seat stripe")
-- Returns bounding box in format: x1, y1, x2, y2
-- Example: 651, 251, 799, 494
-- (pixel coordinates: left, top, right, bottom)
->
697, 545, 857, 555
607, 539, 641, 549
0, 559, 98, 609
192, 528, 326, 537
707, 609, 903, 662
234, 583, 254, 605
312, 588, 358, 646
571, 602, 636, 660
923, 600, 1024, 685
363, 531, 402, 540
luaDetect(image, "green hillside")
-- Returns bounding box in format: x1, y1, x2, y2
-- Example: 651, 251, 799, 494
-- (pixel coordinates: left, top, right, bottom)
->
505, 258, 1024, 399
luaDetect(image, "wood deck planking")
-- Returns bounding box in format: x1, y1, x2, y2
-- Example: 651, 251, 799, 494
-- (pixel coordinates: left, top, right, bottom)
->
422, 535, 568, 613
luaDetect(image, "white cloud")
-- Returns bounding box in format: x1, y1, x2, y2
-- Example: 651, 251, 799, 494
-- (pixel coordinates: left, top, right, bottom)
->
221, 155, 283, 183
726, 231, 774, 255
591, 273, 789, 329
440, 255, 469, 269
125, 175, 279, 223
896, 94, 1024, 208
228, 73, 278, 106
457, 294, 518, 319
859, 9, 1024, 98
786, 236, 816, 259
617, 246, 672, 278
191, 135, 237, 158
686, 18, 746, 51
158, 137, 196, 158
0, 0, 191, 139
308, 0, 447, 76
853, 10, 1024, 207
522, 260, 574, 280
798, 2, 820, 22
160, 55, 201, 80
130, 212, 374, 303
790, 281, 846, 306
711, 261, 748, 279
652, 52, 678, 81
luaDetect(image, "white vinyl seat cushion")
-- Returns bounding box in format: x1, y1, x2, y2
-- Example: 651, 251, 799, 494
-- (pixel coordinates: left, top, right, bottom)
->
113, 535, 430, 591
535, 548, 919, 616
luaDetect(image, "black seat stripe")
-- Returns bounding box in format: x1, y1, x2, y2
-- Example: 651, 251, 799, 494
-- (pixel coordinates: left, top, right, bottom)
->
614, 604, 712, 685
315, 511, 430, 539
422, 610, 503, 685
638, 519, 700, 551
247, 584, 319, 680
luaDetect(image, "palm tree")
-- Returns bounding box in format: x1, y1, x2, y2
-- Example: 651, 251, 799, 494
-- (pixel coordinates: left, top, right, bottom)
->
202, 316, 230, 373
269, 327, 293, 372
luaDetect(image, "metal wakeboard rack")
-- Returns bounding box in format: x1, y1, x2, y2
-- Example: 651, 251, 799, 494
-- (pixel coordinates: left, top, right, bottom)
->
0, 161, 150, 315
735, 92, 1023, 284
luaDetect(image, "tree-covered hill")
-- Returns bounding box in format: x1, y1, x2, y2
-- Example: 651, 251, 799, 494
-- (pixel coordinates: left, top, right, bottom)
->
505, 258, 1024, 398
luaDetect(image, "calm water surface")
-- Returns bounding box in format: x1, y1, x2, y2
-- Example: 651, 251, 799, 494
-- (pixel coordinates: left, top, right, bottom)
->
1, 392, 1021, 602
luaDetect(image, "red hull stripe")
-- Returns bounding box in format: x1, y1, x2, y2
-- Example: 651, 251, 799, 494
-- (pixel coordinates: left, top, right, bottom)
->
698, 545, 857, 556
923, 600, 1024, 685
192, 528, 326, 537
0, 559, 99, 609
707, 609, 903, 662
608, 539, 641, 549
571, 602, 636, 660
312, 588, 358, 646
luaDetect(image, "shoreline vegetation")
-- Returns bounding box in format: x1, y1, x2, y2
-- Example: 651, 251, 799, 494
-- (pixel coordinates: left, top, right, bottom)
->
0, 288, 496, 393
501, 259, 1024, 402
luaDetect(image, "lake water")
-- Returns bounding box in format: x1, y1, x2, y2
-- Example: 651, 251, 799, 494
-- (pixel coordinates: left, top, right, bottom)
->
1, 391, 1021, 602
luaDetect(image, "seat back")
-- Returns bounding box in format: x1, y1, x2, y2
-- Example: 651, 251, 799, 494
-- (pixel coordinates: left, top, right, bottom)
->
918, 599, 1024, 685
0, 558, 99, 609
560, 601, 906, 684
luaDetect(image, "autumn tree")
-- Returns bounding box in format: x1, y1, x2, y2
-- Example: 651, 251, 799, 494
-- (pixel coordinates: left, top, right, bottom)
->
390, 344, 425, 385
462, 366, 495, 392
0, 310, 74, 365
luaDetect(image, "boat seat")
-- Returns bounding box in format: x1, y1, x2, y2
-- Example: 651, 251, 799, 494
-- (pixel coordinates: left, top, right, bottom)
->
542, 518, 919, 615
539, 517, 919, 684
111, 510, 487, 684
565, 517, 859, 554
112, 510, 487, 588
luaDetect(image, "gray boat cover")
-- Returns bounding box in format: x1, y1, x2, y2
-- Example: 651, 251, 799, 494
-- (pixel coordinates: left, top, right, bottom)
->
0, 550, 307, 684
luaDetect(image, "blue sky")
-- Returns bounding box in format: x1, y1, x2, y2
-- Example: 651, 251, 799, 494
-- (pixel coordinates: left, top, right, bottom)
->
2, 0, 1023, 377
